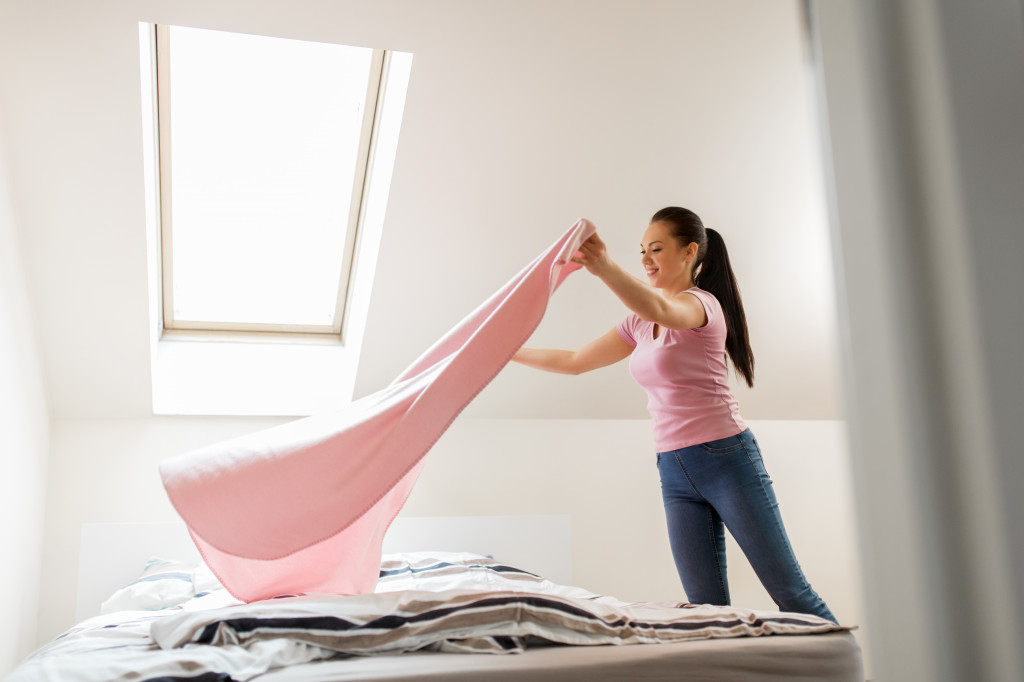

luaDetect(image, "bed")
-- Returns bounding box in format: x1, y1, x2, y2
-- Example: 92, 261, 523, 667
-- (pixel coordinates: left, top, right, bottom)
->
10, 516, 863, 681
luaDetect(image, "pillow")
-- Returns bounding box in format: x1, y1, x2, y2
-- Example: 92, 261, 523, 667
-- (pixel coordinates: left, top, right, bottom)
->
376, 551, 601, 601
191, 561, 224, 596
100, 557, 197, 614
376, 551, 554, 594
380, 550, 494, 569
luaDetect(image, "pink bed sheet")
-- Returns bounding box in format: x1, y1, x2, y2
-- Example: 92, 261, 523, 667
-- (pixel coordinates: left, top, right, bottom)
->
158, 219, 596, 601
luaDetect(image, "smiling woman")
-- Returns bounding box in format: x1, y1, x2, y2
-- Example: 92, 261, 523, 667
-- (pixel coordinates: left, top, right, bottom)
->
513, 207, 836, 624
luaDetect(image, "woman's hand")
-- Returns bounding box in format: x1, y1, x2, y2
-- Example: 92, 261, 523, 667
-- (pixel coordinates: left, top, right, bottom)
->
571, 233, 614, 276
567, 230, 706, 331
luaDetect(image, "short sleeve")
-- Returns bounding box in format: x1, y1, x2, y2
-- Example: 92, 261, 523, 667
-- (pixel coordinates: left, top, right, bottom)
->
684, 289, 719, 332
616, 314, 639, 347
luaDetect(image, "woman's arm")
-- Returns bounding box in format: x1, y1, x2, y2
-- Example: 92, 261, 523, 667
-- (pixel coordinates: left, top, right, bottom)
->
512, 328, 633, 375
573, 234, 707, 330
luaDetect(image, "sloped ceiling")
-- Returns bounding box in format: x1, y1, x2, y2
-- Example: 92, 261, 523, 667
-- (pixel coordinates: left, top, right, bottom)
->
0, 0, 842, 420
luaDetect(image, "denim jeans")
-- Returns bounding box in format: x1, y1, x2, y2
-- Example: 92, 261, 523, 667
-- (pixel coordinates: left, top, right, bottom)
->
656, 428, 837, 623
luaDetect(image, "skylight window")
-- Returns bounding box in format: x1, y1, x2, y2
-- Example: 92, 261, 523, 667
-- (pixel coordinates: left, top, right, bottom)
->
153, 25, 384, 335
141, 23, 412, 414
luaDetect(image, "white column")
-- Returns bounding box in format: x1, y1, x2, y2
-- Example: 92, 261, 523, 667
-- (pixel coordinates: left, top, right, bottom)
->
806, 0, 1024, 680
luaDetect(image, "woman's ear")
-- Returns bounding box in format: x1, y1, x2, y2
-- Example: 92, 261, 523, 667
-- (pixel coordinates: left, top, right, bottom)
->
686, 241, 699, 260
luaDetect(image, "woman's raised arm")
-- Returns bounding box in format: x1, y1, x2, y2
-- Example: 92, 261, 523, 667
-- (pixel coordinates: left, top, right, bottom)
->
511, 328, 633, 375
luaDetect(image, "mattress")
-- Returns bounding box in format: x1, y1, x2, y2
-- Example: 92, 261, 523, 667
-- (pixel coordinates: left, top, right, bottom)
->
255, 631, 863, 681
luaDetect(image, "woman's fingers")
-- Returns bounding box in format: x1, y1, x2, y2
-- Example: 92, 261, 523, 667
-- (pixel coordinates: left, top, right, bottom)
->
582, 235, 608, 258
569, 232, 610, 270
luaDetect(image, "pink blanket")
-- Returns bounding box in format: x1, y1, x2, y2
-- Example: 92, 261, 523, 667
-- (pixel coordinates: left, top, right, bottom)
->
159, 219, 596, 602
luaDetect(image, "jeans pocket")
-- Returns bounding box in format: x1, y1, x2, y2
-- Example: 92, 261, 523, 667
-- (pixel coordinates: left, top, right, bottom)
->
698, 432, 746, 454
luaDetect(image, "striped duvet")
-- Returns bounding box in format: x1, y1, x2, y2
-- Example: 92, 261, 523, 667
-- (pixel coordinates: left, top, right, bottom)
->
152, 588, 842, 656
9, 554, 846, 682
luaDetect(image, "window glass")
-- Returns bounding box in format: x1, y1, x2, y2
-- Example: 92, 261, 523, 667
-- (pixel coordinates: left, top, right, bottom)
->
164, 26, 374, 329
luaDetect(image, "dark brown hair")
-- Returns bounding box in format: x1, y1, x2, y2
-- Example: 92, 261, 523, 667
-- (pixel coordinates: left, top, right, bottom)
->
650, 207, 755, 387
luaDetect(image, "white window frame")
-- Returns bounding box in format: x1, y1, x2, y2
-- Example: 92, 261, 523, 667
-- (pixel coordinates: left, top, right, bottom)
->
151, 24, 387, 338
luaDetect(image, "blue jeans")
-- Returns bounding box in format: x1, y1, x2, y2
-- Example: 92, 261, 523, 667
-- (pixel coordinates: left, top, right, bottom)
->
656, 428, 837, 623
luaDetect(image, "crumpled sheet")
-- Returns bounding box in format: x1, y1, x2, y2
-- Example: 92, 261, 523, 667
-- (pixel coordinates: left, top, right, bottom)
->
158, 219, 597, 602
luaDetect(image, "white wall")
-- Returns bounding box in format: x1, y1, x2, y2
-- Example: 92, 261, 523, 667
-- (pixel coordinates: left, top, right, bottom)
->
0, 123, 50, 675
39, 415, 288, 644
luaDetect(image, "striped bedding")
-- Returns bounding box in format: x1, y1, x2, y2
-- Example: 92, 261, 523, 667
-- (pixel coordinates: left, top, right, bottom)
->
9, 553, 846, 682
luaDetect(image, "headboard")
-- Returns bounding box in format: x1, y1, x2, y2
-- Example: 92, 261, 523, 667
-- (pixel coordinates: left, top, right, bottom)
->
76, 515, 572, 622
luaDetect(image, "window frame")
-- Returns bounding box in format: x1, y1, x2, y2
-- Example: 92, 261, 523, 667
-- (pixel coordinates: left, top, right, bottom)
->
152, 24, 387, 338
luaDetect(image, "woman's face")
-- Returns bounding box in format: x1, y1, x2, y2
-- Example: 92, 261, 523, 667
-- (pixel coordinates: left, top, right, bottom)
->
641, 220, 694, 289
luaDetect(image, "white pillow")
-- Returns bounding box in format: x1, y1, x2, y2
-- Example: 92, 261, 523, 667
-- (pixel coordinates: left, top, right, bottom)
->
100, 557, 197, 614
191, 561, 224, 596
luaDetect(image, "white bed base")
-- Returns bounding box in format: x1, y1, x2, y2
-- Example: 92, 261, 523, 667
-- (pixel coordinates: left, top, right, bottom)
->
76, 515, 572, 623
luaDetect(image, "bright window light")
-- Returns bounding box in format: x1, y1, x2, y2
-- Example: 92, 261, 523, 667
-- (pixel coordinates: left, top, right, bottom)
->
156, 25, 384, 334
141, 21, 414, 415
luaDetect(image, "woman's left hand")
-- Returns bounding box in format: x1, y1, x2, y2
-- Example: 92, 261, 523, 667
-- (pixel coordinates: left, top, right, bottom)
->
571, 233, 614, 275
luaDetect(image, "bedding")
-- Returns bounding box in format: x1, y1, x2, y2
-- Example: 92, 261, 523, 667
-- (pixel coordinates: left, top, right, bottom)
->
98, 557, 197, 614
8, 553, 859, 682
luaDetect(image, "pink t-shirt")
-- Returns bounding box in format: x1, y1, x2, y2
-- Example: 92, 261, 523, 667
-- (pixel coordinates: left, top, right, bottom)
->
616, 288, 747, 452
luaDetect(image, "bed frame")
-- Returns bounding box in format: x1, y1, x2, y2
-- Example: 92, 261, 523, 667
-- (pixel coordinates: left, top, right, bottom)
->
70, 515, 862, 681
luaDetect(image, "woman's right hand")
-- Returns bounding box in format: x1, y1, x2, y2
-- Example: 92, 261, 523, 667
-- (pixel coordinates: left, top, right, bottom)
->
570, 233, 614, 275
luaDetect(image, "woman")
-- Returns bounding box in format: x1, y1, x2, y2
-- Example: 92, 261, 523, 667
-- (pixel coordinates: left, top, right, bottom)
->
512, 207, 836, 623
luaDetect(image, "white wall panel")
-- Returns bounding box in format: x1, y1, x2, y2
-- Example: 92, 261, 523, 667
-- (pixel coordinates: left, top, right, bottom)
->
0, 122, 50, 677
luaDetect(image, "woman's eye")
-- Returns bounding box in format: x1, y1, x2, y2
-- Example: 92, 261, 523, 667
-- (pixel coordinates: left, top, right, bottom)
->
652, 249, 661, 253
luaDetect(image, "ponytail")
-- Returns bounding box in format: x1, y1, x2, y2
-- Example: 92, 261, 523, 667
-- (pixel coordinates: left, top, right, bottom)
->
696, 228, 755, 387
650, 207, 755, 387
